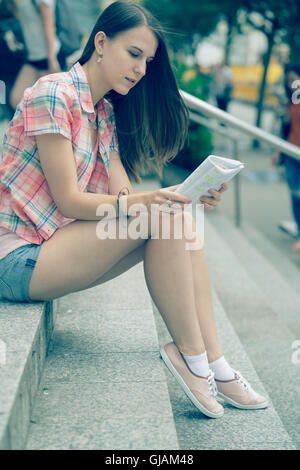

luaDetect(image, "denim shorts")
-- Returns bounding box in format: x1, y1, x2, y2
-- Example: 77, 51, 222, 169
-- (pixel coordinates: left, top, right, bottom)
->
0, 244, 42, 303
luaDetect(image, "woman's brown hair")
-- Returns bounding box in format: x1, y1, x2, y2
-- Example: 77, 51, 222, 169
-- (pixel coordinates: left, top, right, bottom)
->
79, 0, 189, 182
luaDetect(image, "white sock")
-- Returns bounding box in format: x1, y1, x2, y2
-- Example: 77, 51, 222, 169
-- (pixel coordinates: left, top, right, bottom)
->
182, 351, 210, 377
209, 356, 235, 381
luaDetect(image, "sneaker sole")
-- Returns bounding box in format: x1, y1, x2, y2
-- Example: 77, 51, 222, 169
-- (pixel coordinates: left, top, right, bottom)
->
217, 392, 268, 410
160, 347, 224, 419
278, 224, 298, 238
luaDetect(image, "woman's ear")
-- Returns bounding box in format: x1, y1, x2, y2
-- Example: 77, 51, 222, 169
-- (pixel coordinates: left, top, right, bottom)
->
94, 31, 107, 56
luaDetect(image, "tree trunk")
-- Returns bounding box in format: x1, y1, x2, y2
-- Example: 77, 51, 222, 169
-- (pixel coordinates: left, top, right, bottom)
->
252, 29, 275, 148
224, 15, 234, 66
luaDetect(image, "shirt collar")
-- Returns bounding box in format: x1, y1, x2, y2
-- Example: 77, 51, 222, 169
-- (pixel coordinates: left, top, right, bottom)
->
69, 62, 114, 122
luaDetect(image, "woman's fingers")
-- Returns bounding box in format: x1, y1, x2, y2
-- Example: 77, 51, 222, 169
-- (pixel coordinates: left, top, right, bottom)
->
200, 183, 229, 209
160, 189, 191, 205
200, 197, 219, 208
219, 182, 229, 192
163, 184, 181, 192
157, 183, 229, 210
203, 203, 214, 210
200, 193, 220, 206
208, 189, 222, 201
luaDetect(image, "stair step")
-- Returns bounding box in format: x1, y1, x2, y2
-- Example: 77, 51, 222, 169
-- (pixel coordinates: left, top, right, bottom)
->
0, 299, 58, 450
242, 221, 300, 298
152, 287, 295, 450
25, 263, 179, 450
209, 211, 300, 338
204, 214, 300, 449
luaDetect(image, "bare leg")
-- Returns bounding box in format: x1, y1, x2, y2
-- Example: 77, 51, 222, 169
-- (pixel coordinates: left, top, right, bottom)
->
190, 248, 223, 362
84, 212, 207, 356
84, 218, 223, 360
75, 242, 147, 289
29, 213, 205, 356
29, 218, 147, 301
143, 237, 206, 356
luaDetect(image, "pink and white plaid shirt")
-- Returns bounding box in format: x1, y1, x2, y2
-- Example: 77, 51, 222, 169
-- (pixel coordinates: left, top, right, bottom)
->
0, 62, 118, 244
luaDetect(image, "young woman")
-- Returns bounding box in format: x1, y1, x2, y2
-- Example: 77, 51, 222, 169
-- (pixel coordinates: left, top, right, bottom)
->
0, 0, 267, 419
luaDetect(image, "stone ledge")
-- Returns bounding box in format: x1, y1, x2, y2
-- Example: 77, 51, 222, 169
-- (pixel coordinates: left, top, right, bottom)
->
0, 299, 58, 450
24, 263, 180, 450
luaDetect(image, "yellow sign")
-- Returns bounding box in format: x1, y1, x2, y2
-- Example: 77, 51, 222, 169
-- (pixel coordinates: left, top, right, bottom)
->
230, 64, 283, 105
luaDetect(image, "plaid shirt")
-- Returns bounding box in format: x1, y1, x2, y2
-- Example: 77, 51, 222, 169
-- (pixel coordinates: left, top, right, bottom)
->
0, 62, 118, 244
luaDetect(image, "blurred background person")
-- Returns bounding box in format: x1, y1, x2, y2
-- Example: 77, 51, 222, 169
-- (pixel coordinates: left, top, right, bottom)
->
272, 64, 300, 252
212, 60, 234, 113
0, 0, 26, 119
9, 0, 67, 110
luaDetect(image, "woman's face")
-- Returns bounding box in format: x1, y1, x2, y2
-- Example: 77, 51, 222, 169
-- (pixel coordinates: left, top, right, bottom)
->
96, 25, 158, 95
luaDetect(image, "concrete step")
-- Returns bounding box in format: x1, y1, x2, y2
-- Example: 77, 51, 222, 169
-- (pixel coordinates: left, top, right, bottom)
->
242, 221, 300, 300
152, 283, 295, 449
0, 298, 58, 450
203, 213, 300, 449
25, 263, 179, 450
209, 211, 300, 339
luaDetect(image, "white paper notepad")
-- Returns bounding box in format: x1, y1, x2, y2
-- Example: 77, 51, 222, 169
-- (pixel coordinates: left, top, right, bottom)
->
175, 155, 244, 203
160, 155, 244, 211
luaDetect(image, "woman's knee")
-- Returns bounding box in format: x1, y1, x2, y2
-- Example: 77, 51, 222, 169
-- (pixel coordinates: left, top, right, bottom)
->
90, 208, 199, 244
148, 208, 200, 243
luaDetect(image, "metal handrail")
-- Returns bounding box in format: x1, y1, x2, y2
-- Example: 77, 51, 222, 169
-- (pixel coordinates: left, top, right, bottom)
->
178, 89, 300, 228
180, 90, 300, 162
189, 112, 236, 140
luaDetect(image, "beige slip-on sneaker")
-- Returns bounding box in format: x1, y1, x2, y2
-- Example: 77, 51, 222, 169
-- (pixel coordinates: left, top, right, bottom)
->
160, 342, 224, 419
216, 370, 268, 410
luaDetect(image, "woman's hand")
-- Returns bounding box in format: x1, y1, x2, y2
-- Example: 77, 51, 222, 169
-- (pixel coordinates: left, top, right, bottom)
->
127, 187, 191, 214
127, 183, 228, 214
146, 187, 192, 211
199, 183, 229, 211
152, 182, 229, 211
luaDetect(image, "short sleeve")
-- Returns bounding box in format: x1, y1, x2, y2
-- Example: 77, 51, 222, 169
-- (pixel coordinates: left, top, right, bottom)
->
23, 79, 73, 141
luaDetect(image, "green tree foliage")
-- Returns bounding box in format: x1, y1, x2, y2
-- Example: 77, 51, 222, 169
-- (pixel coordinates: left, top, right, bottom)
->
143, 0, 221, 54
241, 0, 300, 140
143, 0, 300, 156
142, 0, 244, 170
